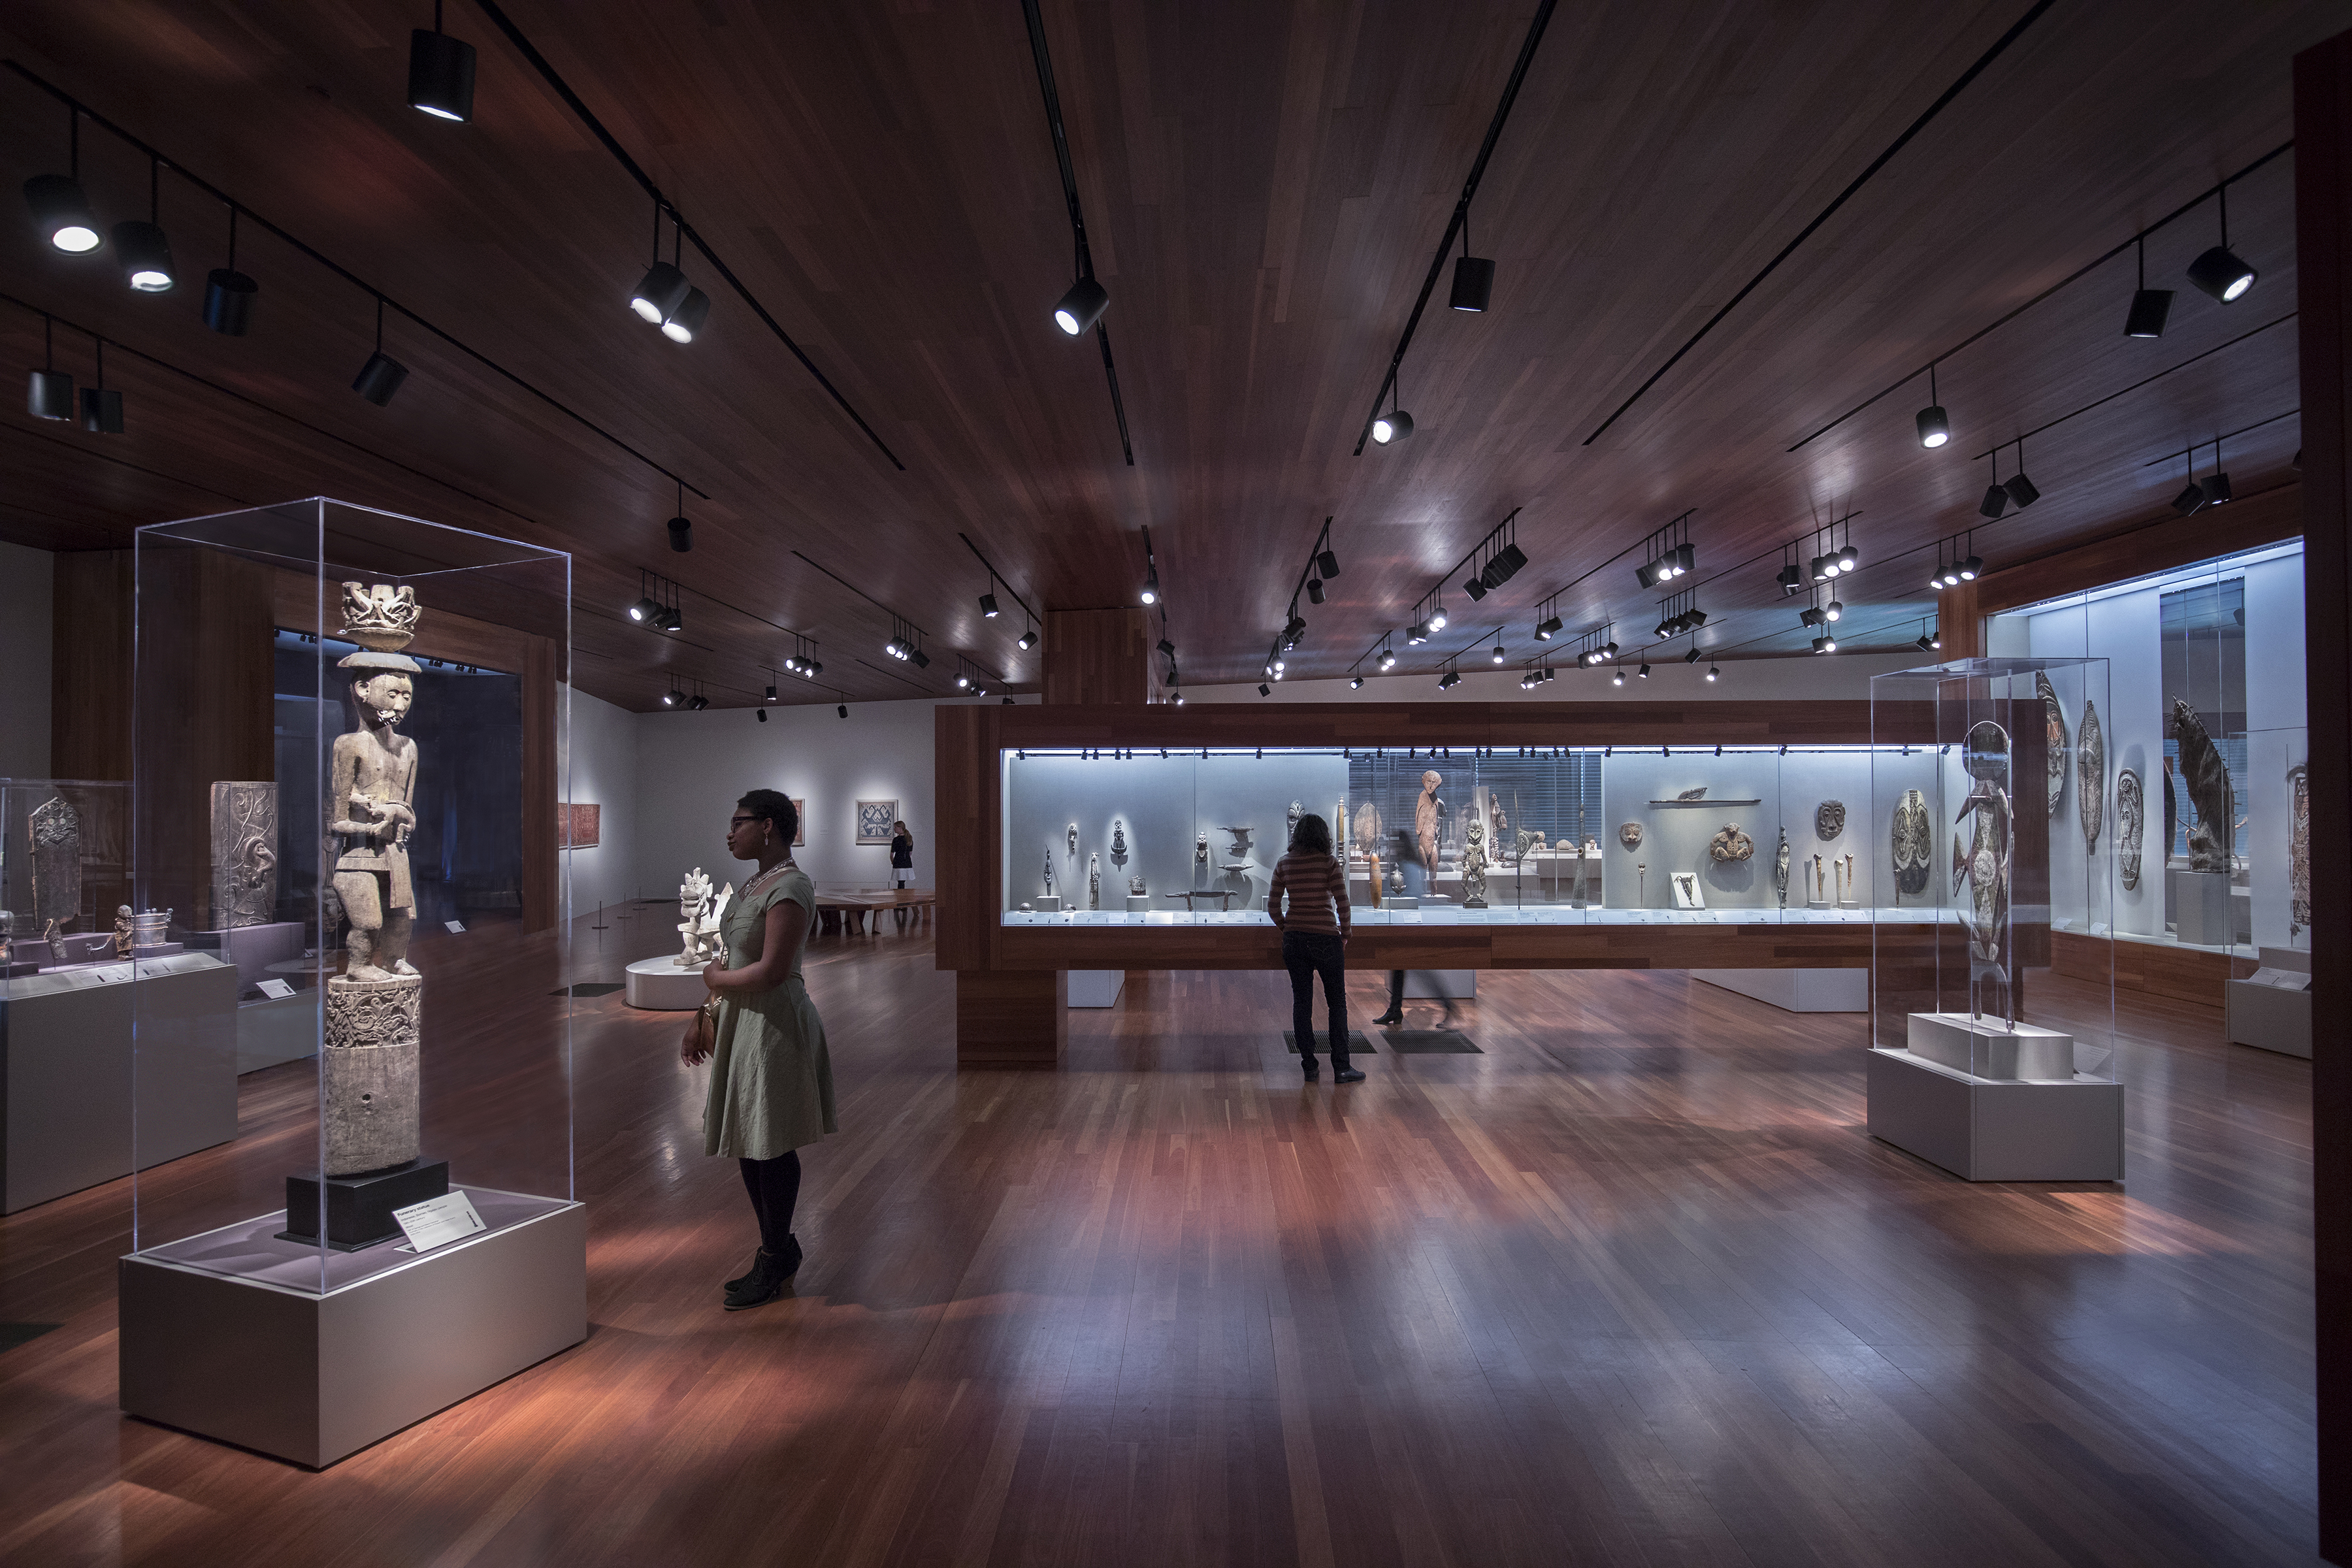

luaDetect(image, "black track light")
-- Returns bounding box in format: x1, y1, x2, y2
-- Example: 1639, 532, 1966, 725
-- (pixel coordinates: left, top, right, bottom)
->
1316, 547, 1340, 580
1637, 662, 1650, 678
1611, 668, 1625, 687
1837, 544, 1857, 573
2206, 469, 2232, 506
408, 2, 478, 122
1438, 670, 1460, 691
2187, 183, 2255, 303
980, 593, 1000, 617
1284, 614, 1308, 645
838, 705, 849, 719
28, 368, 72, 421
662, 689, 683, 708
1800, 606, 1824, 628
911, 649, 931, 669
113, 221, 174, 293
1916, 632, 1938, 651
654, 604, 682, 632
1054, 274, 1109, 336
661, 288, 710, 344
1916, 363, 1949, 448
666, 515, 692, 553
25, 172, 101, 254
1371, 385, 1414, 445
1018, 625, 1038, 651
1776, 563, 1803, 595
1258, 683, 1271, 696
764, 684, 778, 701
687, 694, 710, 711
1811, 634, 1835, 653
1492, 542, 1527, 582
1350, 676, 1364, 690
2124, 236, 2173, 337
629, 596, 660, 623
1684, 647, 1702, 664
1462, 572, 1488, 602
1492, 642, 1506, 664
1980, 455, 2008, 519
204, 270, 256, 335
755, 708, 767, 723
1141, 566, 1160, 606
1156, 638, 1175, 657
1307, 576, 1325, 605
1705, 664, 1719, 681
79, 340, 122, 433
353, 298, 407, 406
1379, 648, 1397, 672
1449, 253, 1495, 312
1535, 616, 1560, 640
631, 261, 689, 325
2002, 470, 2039, 510
1825, 600, 1843, 621
1959, 555, 1982, 580
2174, 480, 2205, 516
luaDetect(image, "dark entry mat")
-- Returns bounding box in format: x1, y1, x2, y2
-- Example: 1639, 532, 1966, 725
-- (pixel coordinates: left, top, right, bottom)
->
1379, 1030, 1481, 1054
1, 1323, 61, 1354
1282, 1031, 1376, 1054
551, 982, 625, 998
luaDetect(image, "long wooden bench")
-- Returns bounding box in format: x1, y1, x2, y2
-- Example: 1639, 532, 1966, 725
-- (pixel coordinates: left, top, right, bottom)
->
813, 889, 936, 936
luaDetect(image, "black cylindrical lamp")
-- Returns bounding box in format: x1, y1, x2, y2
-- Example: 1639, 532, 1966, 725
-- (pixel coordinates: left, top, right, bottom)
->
667, 515, 692, 552
1053, 275, 1109, 336
408, 27, 478, 122
112, 220, 174, 292
1448, 254, 1495, 312
24, 174, 101, 253
630, 261, 689, 323
661, 287, 710, 344
203, 269, 257, 335
353, 351, 408, 406
27, 369, 73, 421
82, 384, 123, 433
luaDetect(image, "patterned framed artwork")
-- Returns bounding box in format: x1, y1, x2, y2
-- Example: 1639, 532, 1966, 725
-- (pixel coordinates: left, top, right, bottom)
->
559, 802, 600, 849
856, 799, 898, 845
793, 798, 806, 847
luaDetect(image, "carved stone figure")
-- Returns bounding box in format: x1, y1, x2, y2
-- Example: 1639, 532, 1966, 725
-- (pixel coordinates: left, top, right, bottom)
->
1774, 828, 1790, 906
1812, 853, 1825, 902
1676, 787, 1707, 801
1892, 789, 1932, 898
209, 781, 278, 928
323, 581, 428, 1177
1067, 822, 1079, 857
1815, 800, 1846, 841
1129, 873, 1147, 896
1461, 821, 1489, 908
1111, 820, 1127, 860
2170, 698, 2235, 872
1614, 821, 1641, 851
1043, 851, 1056, 898
1415, 771, 1444, 868
1088, 853, 1101, 910
2117, 768, 2144, 893
1709, 822, 1754, 861
2289, 762, 2311, 936
27, 795, 80, 941
2077, 699, 2104, 851
676, 867, 715, 968
1953, 720, 2016, 1028
1194, 833, 1209, 888
113, 904, 134, 958
2038, 671, 2068, 817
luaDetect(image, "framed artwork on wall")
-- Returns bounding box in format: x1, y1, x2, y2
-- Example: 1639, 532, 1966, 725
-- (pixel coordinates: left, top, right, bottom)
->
793, 798, 806, 847
559, 802, 600, 849
856, 799, 898, 845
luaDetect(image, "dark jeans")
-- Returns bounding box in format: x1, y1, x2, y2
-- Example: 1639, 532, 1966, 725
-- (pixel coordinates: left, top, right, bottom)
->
1282, 930, 1348, 1065
738, 1149, 802, 1255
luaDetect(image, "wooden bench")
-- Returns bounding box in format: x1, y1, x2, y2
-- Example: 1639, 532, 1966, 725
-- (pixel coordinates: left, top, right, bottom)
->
813, 889, 936, 936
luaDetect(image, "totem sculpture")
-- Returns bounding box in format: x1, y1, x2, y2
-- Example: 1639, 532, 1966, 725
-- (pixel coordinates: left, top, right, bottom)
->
1618, 822, 1643, 849
2170, 698, 2235, 872
1043, 850, 1056, 899
1193, 832, 1209, 888
209, 781, 279, 928
1461, 822, 1490, 909
2077, 699, 2105, 851
27, 794, 80, 947
1891, 789, 1932, 898
1952, 719, 2016, 1030
1088, 853, 1101, 910
1111, 820, 1127, 865
2289, 762, 2311, 936
1774, 828, 1790, 906
2116, 769, 2144, 893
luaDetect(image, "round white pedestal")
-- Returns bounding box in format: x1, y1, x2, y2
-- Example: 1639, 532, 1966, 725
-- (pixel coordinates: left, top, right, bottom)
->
626, 956, 707, 1011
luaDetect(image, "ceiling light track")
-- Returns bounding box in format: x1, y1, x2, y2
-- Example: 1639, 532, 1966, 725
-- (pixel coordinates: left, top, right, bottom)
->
1588, 0, 2061, 448
3, 63, 709, 502
1022, 0, 1134, 465
1958, 314, 2293, 458
1351, 0, 1557, 455
453, 0, 904, 470
1788, 140, 2294, 453
2139, 409, 2298, 471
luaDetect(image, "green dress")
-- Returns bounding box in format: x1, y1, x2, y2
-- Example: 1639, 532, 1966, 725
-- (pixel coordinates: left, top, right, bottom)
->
702, 866, 836, 1159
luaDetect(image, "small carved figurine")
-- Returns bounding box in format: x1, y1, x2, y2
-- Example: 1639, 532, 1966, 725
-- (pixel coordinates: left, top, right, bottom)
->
1461, 821, 1489, 908
114, 904, 135, 958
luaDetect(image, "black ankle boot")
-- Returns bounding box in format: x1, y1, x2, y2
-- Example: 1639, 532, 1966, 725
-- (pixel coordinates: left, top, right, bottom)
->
725, 1250, 763, 1292
723, 1239, 802, 1311
1301, 1055, 1318, 1081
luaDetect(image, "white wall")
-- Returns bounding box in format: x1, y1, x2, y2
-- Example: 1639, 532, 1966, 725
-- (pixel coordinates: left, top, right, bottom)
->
0, 541, 52, 779
633, 694, 1000, 897
1186, 649, 1927, 706
563, 687, 640, 915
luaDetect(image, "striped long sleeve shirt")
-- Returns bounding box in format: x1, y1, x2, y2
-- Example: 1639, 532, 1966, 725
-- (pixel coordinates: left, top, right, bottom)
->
1269, 851, 1351, 937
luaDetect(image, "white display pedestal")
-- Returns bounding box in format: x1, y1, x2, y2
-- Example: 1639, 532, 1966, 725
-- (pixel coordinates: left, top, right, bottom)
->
1867, 1011, 2123, 1181
1033, 896, 1062, 911
2170, 868, 2233, 946
2227, 947, 2312, 1058
1906, 1011, 2079, 1081
120, 1192, 585, 1467
1124, 895, 1151, 912
1068, 970, 1126, 1007
624, 956, 706, 1011
1401, 970, 1475, 999
1692, 969, 1866, 1013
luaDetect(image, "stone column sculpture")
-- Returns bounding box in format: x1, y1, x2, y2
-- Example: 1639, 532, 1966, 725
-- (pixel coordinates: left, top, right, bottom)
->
209, 781, 279, 928
28, 794, 81, 948
323, 583, 425, 1177
1953, 720, 2016, 1029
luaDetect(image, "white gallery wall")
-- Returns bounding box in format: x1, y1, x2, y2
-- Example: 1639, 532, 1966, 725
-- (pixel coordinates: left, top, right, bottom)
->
562, 687, 640, 916
0, 540, 53, 779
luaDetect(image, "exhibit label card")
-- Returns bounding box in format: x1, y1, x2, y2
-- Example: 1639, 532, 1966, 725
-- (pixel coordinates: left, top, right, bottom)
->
255, 978, 297, 1000
444, 919, 467, 934
393, 1190, 487, 1253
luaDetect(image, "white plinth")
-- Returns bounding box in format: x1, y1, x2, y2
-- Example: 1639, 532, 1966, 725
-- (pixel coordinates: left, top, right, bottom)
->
1068, 970, 1126, 1007
1907, 1011, 2077, 1081
1125, 895, 1151, 911
2171, 868, 2233, 946
1692, 968, 1867, 1013
625, 956, 708, 1011
1867, 1049, 2122, 1181
1402, 970, 1475, 999
1033, 896, 1062, 911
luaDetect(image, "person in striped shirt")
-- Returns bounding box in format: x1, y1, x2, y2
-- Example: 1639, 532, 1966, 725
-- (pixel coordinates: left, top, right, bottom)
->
1267, 813, 1362, 1083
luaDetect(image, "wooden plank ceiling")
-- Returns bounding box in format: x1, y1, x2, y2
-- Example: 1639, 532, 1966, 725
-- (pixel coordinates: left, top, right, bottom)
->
0, 0, 2334, 711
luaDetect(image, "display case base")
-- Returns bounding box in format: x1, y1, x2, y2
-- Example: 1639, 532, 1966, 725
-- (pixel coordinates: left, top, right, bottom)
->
2170, 868, 2234, 947
1866, 1048, 2121, 1181
280, 1158, 450, 1250
1068, 970, 1126, 1007
624, 956, 706, 1011
121, 1192, 585, 1468
1907, 1011, 2076, 1081
2227, 947, 2311, 1058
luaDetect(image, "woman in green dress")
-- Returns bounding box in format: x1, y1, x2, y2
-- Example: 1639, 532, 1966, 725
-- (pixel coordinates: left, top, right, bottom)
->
682, 789, 836, 1309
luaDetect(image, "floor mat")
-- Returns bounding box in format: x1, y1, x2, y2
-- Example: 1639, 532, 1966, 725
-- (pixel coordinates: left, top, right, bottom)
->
1282, 1031, 1376, 1054
551, 982, 626, 998
1379, 1030, 1481, 1053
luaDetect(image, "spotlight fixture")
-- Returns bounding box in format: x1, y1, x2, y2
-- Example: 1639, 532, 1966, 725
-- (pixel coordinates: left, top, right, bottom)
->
1406, 621, 1429, 645
1350, 676, 1364, 690
1637, 662, 1650, 679
1371, 372, 1414, 445
2172, 449, 2204, 515
1916, 363, 1950, 448
1437, 669, 1460, 691
1610, 668, 1625, 687
755, 708, 767, 723
980, 592, 1000, 617
1959, 553, 1982, 580
1837, 544, 1858, 572
1705, 664, 1719, 681
1307, 576, 1325, 604
352, 297, 408, 406
662, 689, 683, 708
1428, 602, 1447, 632
27, 318, 73, 421
628, 575, 661, 623
1535, 614, 1562, 640
1492, 642, 1506, 664
2185, 181, 2255, 303
1139, 526, 1161, 605
1684, 647, 1702, 664
687, 694, 710, 711
1018, 615, 1038, 651
1463, 570, 1487, 602
1053, 274, 1109, 336
661, 288, 710, 344
79, 338, 123, 434
630, 261, 689, 325
1800, 607, 1825, 628
201, 208, 257, 335
1258, 683, 1271, 696
1825, 600, 1842, 622
1635, 515, 1695, 587
1811, 634, 1836, 653
1776, 562, 1803, 595
2205, 438, 2232, 506
667, 482, 692, 553
1980, 451, 2008, 519
2123, 235, 2173, 338
24, 169, 101, 254
1283, 613, 1308, 647
838, 706, 849, 718
1316, 546, 1340, 579
910, 649, 930, 669
764, 684, 777, 701
1378, 645, 1398, 672
1448, 207, 1495, 311
408, 0, 478, 122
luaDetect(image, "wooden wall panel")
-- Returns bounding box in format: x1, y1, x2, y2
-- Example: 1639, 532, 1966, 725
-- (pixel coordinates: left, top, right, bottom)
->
2295, 35, 2352, 1561
50, 550, 133, 782
955, 970, 1066, 1068
1041, 610, 1150, 706
934, 705, 991, 972
2055, 928, 2254, 1004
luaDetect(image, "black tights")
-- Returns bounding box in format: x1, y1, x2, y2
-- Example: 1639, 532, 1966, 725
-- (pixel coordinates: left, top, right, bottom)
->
737, 1150, 802, 1255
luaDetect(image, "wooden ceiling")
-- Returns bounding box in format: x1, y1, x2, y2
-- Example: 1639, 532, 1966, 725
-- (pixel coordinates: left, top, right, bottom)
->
0, 1, 2335, 710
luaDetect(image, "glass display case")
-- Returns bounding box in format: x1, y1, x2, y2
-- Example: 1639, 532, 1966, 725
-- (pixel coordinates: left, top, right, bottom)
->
1865, 657, 2121, 1181
1000, 743, 1928, 926
119, 499, 583, 1468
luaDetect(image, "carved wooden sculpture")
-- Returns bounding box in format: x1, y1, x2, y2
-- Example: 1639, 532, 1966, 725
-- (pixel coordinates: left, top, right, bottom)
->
2116, 769, 2144, 892
2168, 698, 2234, 872
2077, 699, 2104, 851
1953, 720, 2015, 1029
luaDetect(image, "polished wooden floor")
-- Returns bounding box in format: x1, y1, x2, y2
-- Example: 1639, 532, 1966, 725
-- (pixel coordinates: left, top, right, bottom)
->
0, 909, 2321, 1566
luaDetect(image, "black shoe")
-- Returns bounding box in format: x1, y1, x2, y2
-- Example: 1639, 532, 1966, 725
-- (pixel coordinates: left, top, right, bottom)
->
1301, 1056, 1318, 1081
725, 1250, 763, 1292
1370, 1010, 1403, 1027
723, 1240, 802, 1310
725, 1234, 803, 1292
1333, 1064, 1365, 1083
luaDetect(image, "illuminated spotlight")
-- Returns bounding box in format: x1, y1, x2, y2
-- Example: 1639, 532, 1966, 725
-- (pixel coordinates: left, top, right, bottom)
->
1053, 274, 1109, 335
1705, 664, 1719, 681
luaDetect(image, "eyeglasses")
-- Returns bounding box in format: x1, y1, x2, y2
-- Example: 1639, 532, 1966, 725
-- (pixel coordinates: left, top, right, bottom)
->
727, 815, 756, 828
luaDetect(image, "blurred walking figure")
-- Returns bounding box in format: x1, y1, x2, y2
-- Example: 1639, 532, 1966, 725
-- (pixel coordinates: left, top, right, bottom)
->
1269, 813, 1362, 1083
1371, 827, 1459, 1029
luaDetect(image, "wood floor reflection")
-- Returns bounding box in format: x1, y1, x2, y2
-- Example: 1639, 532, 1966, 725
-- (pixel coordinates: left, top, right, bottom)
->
0, 907, 2319, 1566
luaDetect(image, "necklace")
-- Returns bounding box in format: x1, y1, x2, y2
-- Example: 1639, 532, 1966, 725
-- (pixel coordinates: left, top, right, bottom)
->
741, 858, 794, 899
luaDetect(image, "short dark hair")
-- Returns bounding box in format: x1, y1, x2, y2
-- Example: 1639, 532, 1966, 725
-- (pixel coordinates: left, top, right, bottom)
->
738, 789, 797, 844
1291, 812, 1333, 857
